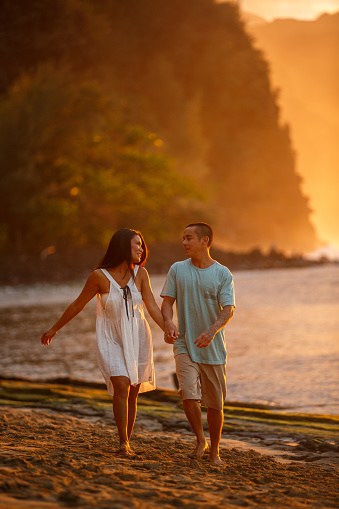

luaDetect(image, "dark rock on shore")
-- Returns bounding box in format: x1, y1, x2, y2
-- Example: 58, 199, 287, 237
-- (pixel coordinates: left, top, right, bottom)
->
0, 243, 331, 285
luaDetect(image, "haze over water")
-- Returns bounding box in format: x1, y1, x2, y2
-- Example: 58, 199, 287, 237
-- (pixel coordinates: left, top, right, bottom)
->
0, 265, 338, 415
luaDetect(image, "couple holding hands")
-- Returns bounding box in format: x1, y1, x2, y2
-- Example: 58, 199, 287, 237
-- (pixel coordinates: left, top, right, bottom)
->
41, 223, 235, 464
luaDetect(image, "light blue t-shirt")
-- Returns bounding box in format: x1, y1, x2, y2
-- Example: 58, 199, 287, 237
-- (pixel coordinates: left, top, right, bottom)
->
160, 259, 235, 364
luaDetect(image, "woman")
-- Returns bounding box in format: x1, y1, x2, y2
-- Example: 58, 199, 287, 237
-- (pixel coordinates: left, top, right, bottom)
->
41, 228, 164, 455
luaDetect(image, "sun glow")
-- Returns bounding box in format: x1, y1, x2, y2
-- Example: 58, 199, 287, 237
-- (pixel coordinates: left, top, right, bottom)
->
219, 0, 339, 21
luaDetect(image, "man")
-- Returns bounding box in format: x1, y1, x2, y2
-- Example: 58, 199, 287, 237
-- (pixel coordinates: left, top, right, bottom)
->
161, 222, 235, 464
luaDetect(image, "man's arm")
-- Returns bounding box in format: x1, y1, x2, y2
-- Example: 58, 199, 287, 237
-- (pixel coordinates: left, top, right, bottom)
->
194, 305, 234, 348
161, 296, 179, 344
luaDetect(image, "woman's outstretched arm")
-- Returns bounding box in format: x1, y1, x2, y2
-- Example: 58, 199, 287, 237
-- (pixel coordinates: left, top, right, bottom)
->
41, 271, 101, 345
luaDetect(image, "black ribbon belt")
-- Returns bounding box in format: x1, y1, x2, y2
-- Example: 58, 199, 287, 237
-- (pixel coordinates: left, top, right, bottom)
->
122, 285, 134, 320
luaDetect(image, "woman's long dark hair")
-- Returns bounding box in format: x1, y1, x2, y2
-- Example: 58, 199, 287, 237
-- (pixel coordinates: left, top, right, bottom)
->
96, 229, 148, 274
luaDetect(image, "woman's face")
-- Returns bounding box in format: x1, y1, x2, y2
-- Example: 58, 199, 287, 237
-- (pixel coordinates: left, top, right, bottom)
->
131, 235, 143, 263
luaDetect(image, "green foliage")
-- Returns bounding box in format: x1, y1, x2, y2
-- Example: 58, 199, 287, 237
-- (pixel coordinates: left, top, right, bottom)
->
0, 0, 318, 252
0, 64, 202, 252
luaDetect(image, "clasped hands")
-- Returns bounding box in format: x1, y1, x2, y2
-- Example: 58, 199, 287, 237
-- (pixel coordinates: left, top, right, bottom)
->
164, 322, 214, 348
164, 322, 179, 344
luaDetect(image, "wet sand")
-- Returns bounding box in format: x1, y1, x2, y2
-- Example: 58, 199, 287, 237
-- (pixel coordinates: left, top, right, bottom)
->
0, 379, 338, 508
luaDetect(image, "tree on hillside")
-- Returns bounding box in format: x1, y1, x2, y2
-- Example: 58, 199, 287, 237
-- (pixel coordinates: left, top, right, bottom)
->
0, 65, 202, 253
0, 0, 318, 252
99, 0, 317, 250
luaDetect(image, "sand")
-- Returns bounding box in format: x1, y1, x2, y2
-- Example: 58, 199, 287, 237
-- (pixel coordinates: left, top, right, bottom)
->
0, 379, 338, 508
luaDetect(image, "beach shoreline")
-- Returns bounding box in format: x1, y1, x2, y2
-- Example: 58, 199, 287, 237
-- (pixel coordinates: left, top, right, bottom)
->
0, 378, 338, 508
0, 243, 333, 286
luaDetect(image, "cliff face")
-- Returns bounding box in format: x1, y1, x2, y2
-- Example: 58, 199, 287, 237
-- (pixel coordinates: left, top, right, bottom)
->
100, 0, 318, 251
248, 12, 339, 248
0, 0, 319, 253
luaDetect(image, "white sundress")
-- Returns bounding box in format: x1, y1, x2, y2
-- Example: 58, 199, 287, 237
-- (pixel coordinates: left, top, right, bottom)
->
96, 266, 155, 395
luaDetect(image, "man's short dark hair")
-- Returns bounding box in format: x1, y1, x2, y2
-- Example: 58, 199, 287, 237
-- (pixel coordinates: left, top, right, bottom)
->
186, 222, 213, 247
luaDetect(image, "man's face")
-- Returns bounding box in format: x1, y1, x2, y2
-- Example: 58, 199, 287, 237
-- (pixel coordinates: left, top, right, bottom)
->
182, 227, 204, 257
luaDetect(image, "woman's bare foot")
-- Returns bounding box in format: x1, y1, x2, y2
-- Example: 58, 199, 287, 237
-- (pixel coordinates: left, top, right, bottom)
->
188, 441, 209, 459
210, 452, 223, 465
117, 443, 132, 456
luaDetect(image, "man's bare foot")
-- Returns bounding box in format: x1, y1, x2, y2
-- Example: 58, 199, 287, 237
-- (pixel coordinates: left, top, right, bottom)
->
210, 453, 223, 465
188, 441, 209, 459
117, 443, 132, 456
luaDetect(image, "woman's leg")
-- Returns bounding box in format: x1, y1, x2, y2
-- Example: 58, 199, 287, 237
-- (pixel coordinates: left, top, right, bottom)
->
127, 384, 140, 441
111, 376, 131, 451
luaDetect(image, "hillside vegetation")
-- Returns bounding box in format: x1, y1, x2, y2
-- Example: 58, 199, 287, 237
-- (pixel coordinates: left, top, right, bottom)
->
0, 0, 318, 254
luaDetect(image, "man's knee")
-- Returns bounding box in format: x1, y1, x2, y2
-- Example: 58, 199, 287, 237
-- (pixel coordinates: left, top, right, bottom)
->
182, 398, 201, 408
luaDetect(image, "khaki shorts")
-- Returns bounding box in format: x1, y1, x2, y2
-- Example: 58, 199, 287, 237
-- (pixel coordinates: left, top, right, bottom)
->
175, 353, 227, 411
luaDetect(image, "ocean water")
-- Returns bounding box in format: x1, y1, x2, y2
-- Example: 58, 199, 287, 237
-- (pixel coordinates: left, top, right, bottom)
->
0, 264, 338, 415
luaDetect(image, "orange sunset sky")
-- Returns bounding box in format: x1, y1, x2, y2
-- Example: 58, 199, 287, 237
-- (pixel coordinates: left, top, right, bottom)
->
239, 0, 339, 20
